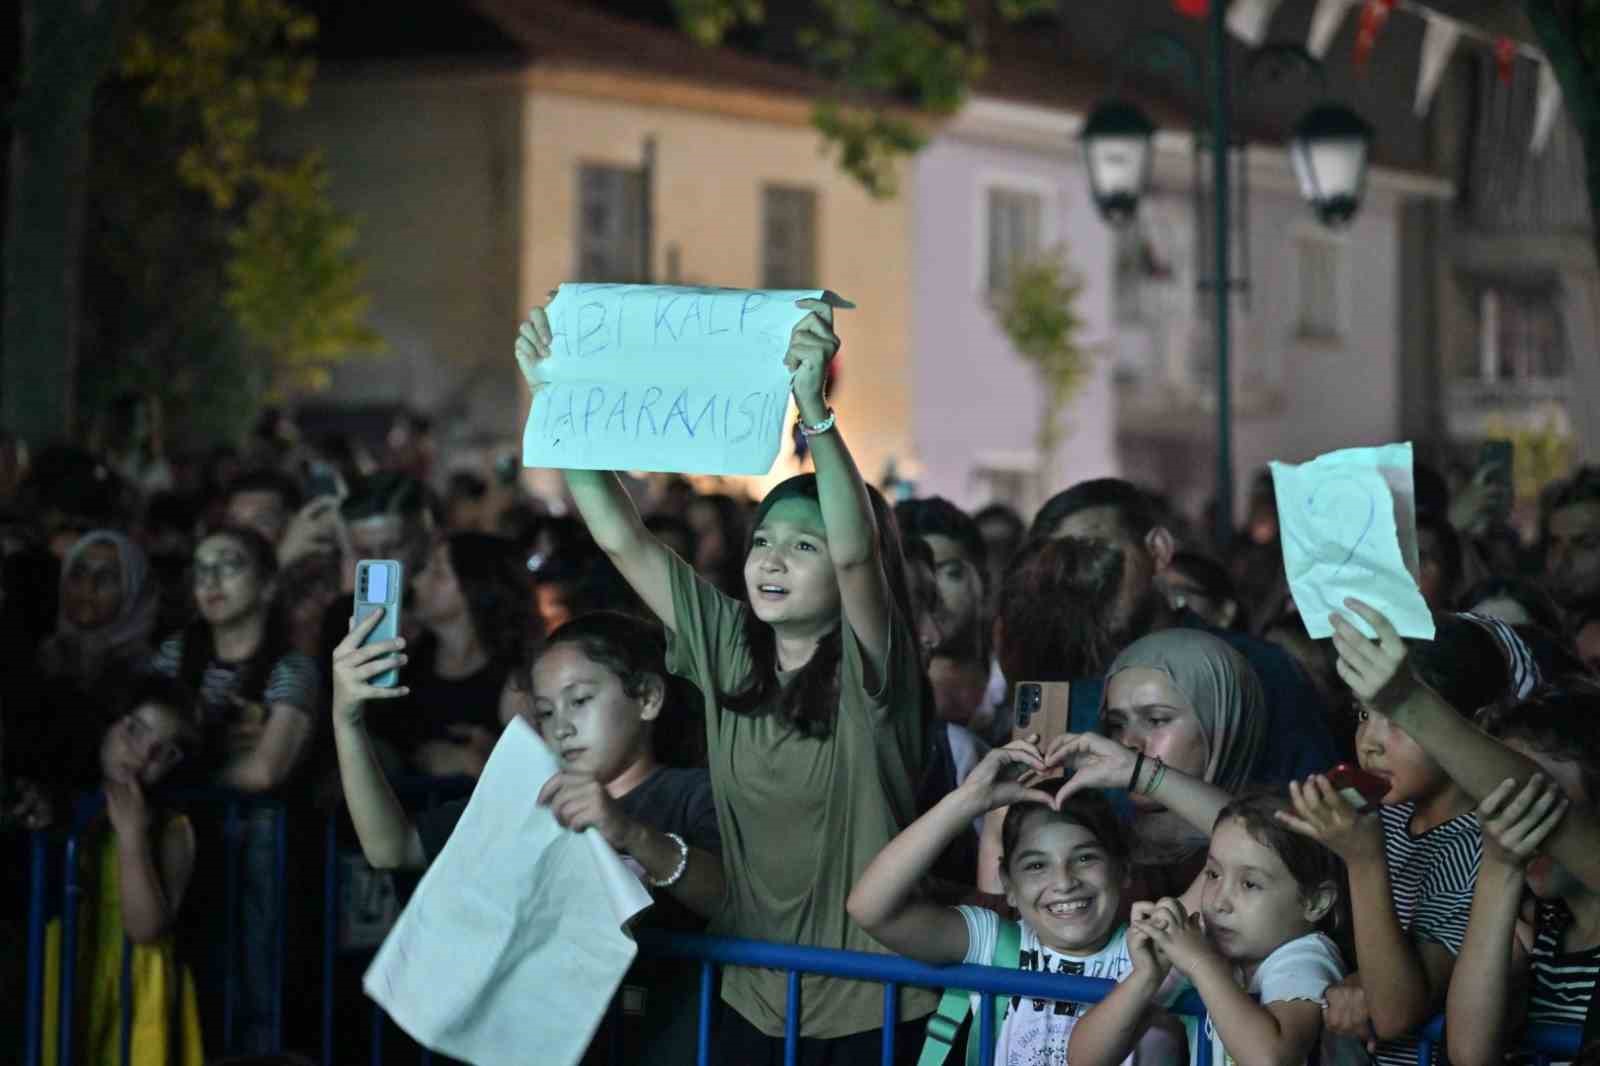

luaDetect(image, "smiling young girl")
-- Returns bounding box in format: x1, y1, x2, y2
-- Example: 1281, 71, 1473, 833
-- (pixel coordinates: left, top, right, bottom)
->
849, 739, 1186, 1066
1072, 793, 1364, 1066
515, 298, 935, 1061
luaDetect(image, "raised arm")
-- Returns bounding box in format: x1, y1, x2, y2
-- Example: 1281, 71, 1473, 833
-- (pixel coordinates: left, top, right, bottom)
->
1336, 598, 1600, 892
1446, 776, 1562, 1066
786, 300, 894, 682
1047, 732, 1235, 835
1278, 775, 1446, 1040
516, 310, 678, 630
330, 611, 426, 871
848, 740, 1053, 963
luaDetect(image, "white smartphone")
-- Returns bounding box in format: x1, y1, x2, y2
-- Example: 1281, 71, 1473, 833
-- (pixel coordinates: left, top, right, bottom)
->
354, 559, 404, 687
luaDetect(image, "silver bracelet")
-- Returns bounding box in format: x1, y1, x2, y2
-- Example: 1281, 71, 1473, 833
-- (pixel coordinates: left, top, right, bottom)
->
647, 832, 688, 888
797, 407, 836, 437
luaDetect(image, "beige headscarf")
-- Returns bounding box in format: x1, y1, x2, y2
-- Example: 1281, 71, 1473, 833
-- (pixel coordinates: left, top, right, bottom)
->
1104, 628, 1267, 865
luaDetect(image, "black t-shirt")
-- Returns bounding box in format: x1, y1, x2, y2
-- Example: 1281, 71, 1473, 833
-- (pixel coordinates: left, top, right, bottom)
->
413, 765, 721, 1065
416, 764, 720, 870
366, 634, 509, 759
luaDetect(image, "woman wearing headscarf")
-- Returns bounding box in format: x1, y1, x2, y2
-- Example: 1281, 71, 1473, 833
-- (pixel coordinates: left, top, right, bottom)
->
39, 530, 162, 688
1097, 628, 1268, 895
976, 628, 1268, 900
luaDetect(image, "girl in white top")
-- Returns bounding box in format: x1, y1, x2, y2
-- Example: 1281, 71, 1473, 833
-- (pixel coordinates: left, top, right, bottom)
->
1072, 792, 1369, 1066
848, 738, 1187, 1065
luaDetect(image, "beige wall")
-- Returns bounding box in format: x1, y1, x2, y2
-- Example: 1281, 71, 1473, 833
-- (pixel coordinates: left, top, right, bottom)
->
521, 87, 914, 497
268, 70, 526, 450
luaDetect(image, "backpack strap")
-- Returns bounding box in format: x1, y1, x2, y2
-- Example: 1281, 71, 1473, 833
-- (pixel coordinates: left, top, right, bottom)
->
915, 917, 1023, 1066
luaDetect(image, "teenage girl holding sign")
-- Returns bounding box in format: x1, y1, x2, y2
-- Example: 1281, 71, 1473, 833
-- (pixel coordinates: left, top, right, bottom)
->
516, 298, 935, 1063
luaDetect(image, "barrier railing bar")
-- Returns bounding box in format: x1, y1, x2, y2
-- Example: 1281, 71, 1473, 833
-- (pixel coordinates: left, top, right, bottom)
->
785, 969, 801, 1066
697, 962, 715, 1066
23, 783, 1590, 1066
274, 808, 288, 1053
25, 832, 47, 1066
322, 813, 338, 1066
120, 936, 133, 1066
222, 801, 240, 1052
978, 991, 996, 1065
637, 931, 1209, 1016
59, 834, 81, 1066
881, 981, 898, 1066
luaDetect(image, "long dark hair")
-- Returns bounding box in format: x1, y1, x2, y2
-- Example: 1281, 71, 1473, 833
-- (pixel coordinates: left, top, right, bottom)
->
176, 525, 291, 708
445, 533, 539, 675
719, 475, 918, 740
995, 536, 1123, 684
541, 611, 705, 767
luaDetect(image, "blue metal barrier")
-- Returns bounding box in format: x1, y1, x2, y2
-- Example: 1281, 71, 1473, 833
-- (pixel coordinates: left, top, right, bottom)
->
321, 775, 474, 1066
20, 789, 289, 1066
22, 779, 1591, 1066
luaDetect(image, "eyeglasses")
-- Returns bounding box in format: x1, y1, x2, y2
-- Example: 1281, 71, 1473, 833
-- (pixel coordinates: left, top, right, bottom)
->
193, 555, 251, 585
124, 714, 187, 770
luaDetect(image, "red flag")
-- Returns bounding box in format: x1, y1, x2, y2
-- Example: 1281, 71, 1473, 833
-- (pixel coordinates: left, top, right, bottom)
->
1173, 0, 1209, 17
1495, 36, 1517, 83
1353, 0, 1397, 68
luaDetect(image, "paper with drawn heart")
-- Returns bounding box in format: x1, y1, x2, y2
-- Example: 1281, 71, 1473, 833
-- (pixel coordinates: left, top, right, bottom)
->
363, 718, 652, 1066
522, 283, 850, 476
1271, 443, 1436, 641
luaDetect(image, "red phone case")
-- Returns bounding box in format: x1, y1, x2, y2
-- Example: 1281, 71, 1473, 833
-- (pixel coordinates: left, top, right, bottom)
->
1326, 763, 1388, 810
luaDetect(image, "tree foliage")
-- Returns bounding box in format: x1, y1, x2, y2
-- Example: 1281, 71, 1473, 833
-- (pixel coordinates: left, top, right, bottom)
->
78, 0, 380, 444
671, 0, 981, 195
996, 248, 1089, 457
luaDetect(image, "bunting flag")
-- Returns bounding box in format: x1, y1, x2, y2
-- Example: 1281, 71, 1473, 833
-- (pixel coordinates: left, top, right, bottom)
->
1532, 60, 1563, 154
1494, 36, 1517, 83
1307, 0, 1348, 59
1173, 0, 1210, 16
1226, 0, 1284, 44
1353, 0, 1398, 68
1413, 15, 1459, 116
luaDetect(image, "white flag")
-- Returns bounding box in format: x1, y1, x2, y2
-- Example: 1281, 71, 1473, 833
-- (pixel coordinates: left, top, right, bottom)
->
1227, 0, 1283, 45
1532, 61, 1563, 154
1413, 16, 1459, 116
1308, 0, 1349, 59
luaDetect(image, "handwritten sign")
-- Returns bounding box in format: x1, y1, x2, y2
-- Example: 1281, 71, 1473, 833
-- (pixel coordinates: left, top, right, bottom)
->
522, 283, 839, 475
1270, 442, 1435, 640
364, 719, 651, 1065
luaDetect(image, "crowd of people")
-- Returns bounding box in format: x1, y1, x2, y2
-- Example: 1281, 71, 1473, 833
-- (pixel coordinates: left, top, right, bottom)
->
4, 297, 1600, 1066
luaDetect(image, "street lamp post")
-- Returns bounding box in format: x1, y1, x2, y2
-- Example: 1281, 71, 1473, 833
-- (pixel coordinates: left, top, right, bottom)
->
1081, 9, 1373, 548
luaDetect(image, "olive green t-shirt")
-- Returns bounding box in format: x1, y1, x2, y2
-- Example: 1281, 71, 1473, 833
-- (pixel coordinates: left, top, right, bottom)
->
665, 552, 937, 1039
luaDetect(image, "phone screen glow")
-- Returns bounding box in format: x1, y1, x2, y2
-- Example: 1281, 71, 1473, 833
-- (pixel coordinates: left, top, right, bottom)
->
365, 564, 390, 604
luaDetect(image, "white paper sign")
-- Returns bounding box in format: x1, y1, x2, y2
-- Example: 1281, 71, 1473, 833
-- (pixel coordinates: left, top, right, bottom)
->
1271, 442, 1436, 641
522, 283, 841, 475
363, 718, 653, 1066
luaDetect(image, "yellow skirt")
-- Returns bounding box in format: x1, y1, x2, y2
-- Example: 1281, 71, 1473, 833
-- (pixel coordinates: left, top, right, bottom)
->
39, 828, 204, 1066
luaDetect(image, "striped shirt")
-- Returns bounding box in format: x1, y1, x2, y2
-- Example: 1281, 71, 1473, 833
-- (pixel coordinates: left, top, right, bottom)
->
1529, 900, 1600, 1030
1373, 802, 1482, 1066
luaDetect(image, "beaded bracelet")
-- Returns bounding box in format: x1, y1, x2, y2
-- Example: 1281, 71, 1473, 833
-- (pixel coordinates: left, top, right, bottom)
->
647, 832, 689, 888
1145, 756, 1168, 796
798, 407, 837, 437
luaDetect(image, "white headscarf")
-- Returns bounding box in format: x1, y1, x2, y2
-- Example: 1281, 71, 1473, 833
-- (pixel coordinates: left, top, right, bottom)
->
41, 530, 161, 680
